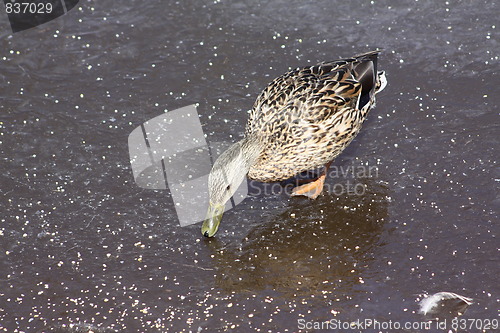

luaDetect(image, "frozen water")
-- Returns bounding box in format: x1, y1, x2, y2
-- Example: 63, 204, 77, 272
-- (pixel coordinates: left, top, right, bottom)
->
0, 0, 498, 331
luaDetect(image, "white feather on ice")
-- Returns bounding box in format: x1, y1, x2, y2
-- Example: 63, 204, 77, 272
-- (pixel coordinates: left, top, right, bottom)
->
418, 292, 473, 315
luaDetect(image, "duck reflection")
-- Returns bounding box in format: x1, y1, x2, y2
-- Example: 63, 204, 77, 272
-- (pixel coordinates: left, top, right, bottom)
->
204, 179, 389, 298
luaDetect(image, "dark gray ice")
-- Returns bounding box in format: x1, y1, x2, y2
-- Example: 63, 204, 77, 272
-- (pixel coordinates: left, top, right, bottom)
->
0, 0, 498, 332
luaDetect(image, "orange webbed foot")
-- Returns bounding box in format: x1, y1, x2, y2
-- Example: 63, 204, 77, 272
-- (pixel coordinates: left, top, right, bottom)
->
291, 174, 326, 199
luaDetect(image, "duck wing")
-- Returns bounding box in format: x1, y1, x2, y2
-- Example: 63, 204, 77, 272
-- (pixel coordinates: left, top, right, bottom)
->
246, 51, 381, 135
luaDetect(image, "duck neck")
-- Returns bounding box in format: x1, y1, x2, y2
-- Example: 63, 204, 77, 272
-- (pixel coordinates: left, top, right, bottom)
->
240, 132, 265, 169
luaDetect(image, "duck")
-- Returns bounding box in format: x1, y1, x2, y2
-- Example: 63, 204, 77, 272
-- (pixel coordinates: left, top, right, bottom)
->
202, 50, 387, 237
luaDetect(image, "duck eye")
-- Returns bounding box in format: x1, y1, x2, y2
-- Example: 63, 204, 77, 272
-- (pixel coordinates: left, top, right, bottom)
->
226, 185, 231, 191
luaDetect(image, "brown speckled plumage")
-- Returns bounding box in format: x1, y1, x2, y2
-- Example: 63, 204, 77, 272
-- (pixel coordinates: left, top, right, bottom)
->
245, 50, 387, 181
202, 51, 387, 236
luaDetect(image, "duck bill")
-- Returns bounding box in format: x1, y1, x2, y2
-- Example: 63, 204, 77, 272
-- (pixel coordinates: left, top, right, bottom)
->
201, 203, 225, 237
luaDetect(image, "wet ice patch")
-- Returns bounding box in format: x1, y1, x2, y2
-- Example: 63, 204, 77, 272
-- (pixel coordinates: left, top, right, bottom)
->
44, 322, 116, 333
418, 292, 473, 317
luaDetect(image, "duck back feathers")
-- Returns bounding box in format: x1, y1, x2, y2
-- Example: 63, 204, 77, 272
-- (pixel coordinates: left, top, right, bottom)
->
245, 51, 386, 182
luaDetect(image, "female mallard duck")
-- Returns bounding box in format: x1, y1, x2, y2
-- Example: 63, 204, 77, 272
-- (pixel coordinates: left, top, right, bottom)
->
202, 50, 387, 237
